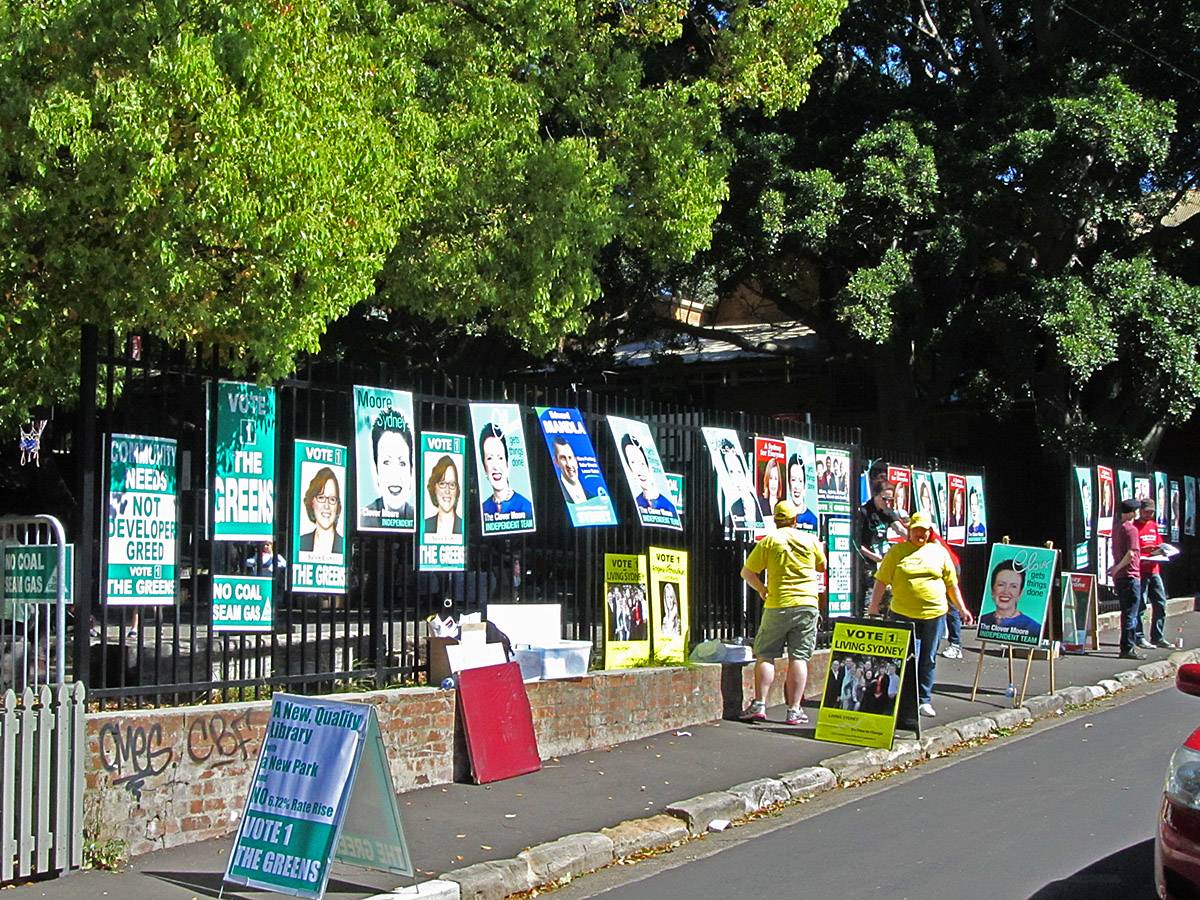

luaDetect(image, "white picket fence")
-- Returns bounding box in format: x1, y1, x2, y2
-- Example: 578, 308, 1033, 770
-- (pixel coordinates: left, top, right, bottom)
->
0, 683, 85, 883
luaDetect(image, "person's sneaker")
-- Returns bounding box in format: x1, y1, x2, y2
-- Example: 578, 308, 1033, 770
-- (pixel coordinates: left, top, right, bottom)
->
1155, 640, 1175, 649
918, 702, 937, 717
739, 701, 767, 722
1119, 649, 1144, 660
785, 707, 808, 726
941, 644, 963, 659
1137, 638, 1154, 650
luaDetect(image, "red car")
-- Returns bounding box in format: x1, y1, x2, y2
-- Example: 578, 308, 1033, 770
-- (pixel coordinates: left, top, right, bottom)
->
1157, 663, 1200, 898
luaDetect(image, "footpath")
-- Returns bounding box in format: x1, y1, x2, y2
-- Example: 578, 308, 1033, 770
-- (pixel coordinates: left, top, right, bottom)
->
9, 605, 1200, 900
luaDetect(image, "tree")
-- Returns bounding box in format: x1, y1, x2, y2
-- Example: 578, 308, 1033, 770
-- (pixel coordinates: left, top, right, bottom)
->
0, 0, 845, 429
609, 0, 1200, 458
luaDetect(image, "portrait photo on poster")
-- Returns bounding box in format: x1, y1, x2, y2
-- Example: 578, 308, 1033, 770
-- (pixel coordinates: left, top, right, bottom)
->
535, 407, 617, 528
298, 462, 345, 559
607, 415, 681, 531
701, 427, 762, 534
977, 544, 1058, 646
353, 387, 416, 533
783, 437, 820, 533
470, 403, 537, 536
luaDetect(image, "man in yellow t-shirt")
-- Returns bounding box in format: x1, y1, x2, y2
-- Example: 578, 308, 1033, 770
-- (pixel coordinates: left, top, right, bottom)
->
739, 500, 827, 726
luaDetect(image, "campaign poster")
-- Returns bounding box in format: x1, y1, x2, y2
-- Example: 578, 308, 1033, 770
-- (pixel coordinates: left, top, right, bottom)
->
1097, 534, 1113, 588
353, 386, 416, 533
291, 440, 348, 595
783, 437, 820, 533
105, 434, 178, 606
910, 470, 935, 521
965, 475, 987, 544
1074, 541, 1089, 570
887, 465, 913, 521
604, 554, 650, 668
1096, 465, 1115, 537
977, 544, 1058, 647
1171, 479, 1182, 543
1118, 469, 1133, 503
665, 473, 686, 515
1186, 476, 1196, 537
1134, 474, 1153, 504
815, 619, 910, 750
534, 407, 616, 528
417, 433, 467, 572
1075, 466, 1094, 540
701, 427, 763, 534
212, 575, 273, 632
946, 473, 967, 546
648, 547, 689, 664
1156, 471, 1169, 530
931, 471, 949, 534
607, 415, 681, 530
755, 437, 787, 536
213, 382, 276, 542
1060, 572, 1097, 652
826, 517, 853, 617
469, 403, 537, 536
817, 447, 852, 516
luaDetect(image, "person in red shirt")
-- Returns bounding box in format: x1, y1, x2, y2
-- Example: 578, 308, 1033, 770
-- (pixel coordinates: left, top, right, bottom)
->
1137, 499, 1172, 648
1108, 498, 1143, 659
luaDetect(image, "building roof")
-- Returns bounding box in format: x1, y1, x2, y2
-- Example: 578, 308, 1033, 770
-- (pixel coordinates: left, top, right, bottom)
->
611, 321, 819, 367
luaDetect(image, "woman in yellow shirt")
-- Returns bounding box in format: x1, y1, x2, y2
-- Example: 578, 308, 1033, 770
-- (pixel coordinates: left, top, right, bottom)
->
868, 512, 975, 718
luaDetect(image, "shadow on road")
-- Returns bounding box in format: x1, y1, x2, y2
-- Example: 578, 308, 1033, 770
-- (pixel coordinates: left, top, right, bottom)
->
1029, 838, 1156, 900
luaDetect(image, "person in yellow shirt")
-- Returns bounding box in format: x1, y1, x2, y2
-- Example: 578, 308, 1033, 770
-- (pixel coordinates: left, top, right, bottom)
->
868, 512, 975, 718
739, 500, 827, 726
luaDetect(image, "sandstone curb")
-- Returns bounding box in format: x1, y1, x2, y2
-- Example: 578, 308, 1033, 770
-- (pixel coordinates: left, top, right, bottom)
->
430, 651, 1195, 900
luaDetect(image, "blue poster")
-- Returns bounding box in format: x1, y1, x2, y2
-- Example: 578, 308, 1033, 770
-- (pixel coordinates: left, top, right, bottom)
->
535, 407, 617, 527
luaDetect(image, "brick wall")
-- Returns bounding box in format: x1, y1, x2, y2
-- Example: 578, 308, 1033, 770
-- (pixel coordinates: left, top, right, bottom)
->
84, 656, 826, 858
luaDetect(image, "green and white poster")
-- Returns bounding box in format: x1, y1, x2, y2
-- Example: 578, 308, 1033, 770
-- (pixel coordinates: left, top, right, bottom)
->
782, 437, 819, 533
816, 447, 851, 516
291, 441, 347, 595
648, 547, 689, 664
105, 434, 178, 606
977, 544, 1059, 647
417, 432, 467, 572
965, 474, 987, 544
604, 553, 650, 668
470, 403, 537, 536
353, 386, 416, 533
3, 544, 73, 623
213, 382, 276, 542
816, 619, 910, 750
225, 694, 411, 898
212, 575, 273, 632
826, 518, 853, 617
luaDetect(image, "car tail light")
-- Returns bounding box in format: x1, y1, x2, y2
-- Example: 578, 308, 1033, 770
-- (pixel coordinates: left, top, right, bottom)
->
1168, 745, 1200, 809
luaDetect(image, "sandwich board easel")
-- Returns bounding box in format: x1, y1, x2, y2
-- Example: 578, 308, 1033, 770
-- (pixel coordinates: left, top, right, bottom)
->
969, 539, 1060, 708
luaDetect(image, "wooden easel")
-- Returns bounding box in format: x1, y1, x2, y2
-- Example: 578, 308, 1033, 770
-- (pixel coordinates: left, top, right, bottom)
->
969, 538, 1059, 708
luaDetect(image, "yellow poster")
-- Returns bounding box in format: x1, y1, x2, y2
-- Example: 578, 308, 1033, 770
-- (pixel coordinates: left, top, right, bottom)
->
814, 620, 911, 750
648, 547, 689, 664
604, 554, 650, 668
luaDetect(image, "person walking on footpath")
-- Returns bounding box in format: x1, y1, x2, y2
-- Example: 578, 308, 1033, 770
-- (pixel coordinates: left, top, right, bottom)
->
1137, 499, 1172, 648
739, 500, 827, 726
1109, 497, 1144, 659
868, 512, 975, 718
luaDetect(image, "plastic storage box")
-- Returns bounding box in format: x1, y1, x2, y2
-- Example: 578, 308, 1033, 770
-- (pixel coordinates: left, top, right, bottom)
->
514, 640, 592, 680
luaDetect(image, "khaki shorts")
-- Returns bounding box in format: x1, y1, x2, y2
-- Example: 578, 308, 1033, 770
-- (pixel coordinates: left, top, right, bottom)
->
753, 606, 819, 661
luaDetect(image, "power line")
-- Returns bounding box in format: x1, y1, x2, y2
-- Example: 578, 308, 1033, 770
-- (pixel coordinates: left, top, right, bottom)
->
1061, 2, 1200, 87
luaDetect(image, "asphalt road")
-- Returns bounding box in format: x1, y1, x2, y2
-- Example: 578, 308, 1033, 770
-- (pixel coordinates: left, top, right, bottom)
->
552, 677, 1192, 900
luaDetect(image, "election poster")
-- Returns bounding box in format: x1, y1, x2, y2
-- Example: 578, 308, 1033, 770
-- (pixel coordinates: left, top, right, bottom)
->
105, 434, 178, 606
1118, 469, 1133, 504
665, 473, 686, 515
603, 554, 650, 668
815, 619, 911, 750
826, 517, 853, 618
213, 382, 276, 542
469, 403, 537, 536
648, 547, 689, 664
701, 427, 762, 534
607, 415, 681, 530
1096, 465, 1114, 536
291, 441, 348, 595
353, 386, 416, 533
1186, 476, 1196, 537
1134, 474, 1153, 504
911, 470, 935, 521
417, 432, 467, 572
965, 474, 987, 545
1060, 572, 1098, 652
224, 694, 411, 898
1075, 466, 1094, 540
534, 407, 617, 528
754, 437, 786, 536
931, 471, 949, 534
3, 544, 73, 624
977, 544, 1058, 647
1156, 471, 1169, 531
212, 575, 273, 632
946, 473, 966, 546
783, 437, 819, 533
1172, 479, 1183, 543
816, 447, 851, 516
887, 465, 913, 520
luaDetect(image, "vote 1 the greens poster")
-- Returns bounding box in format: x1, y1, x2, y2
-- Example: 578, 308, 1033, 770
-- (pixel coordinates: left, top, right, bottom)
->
213, 382, 276, 542
105, 433, 178, 606
417, 432, 467, 572
291, 441, 348, 595
816, 619, 911, 750
648, 547, 688, 664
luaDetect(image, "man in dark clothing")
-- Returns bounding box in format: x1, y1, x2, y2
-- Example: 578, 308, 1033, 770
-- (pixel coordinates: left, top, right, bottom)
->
856, 483, 908, 615
1109, 498, 1143, 660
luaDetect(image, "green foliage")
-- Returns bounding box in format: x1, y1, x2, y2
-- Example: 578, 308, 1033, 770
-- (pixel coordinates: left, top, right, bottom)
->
82, 834, 128, 870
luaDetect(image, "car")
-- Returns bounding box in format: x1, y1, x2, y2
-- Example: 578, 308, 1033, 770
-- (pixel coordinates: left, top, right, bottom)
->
1157, 662, 1200, 899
